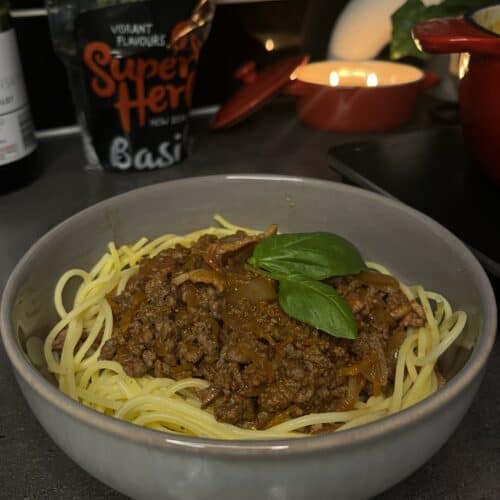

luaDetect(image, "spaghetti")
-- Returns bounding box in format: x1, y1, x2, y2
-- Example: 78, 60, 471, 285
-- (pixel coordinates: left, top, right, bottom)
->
42, 216, 467, 439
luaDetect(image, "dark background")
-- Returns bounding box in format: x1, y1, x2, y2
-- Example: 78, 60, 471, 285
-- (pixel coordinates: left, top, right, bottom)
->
10, 0, 350, 130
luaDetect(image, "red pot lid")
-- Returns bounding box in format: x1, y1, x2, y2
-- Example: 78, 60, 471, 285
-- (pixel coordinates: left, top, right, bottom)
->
210, 54, 309, 130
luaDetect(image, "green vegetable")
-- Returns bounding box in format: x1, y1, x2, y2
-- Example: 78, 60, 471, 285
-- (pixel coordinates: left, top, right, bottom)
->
391, 0, 487, 60
248, 232, 365, 280
248, 231, 364, 340
278, 277, 358, 340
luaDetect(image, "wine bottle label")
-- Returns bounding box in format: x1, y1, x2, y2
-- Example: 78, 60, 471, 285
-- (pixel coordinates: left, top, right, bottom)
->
0, 29, 37, 167
74, 0, 202, 171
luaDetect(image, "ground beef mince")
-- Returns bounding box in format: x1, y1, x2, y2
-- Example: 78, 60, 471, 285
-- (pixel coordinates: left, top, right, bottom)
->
101, 232, 425, 431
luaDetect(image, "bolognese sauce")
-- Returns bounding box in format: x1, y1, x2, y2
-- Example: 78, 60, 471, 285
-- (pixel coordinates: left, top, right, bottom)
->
100, 230, 425, 431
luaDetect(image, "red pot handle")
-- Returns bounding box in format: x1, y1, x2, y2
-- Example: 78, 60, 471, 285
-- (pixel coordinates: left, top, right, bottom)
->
413, 17, 500, 56
420, 70, 441, 91
235, 61, 258, 85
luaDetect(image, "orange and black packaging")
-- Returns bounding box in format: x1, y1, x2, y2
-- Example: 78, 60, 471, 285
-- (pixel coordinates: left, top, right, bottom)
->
74, 0, 202, 171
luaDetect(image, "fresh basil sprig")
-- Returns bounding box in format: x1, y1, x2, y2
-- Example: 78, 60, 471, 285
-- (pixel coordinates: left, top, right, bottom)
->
278, 276, 357, 340
248, 232, 364, 340
248, 232, 365, 280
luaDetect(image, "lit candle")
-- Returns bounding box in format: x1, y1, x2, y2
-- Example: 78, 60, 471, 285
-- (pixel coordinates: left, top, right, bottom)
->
293, 61, 421, 88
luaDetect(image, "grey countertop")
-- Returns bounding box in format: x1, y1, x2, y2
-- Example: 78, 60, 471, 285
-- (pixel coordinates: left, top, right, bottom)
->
1, 101, 499, 499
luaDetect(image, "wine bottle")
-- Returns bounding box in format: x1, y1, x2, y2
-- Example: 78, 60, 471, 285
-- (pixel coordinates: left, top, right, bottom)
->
0, 0, 38, 194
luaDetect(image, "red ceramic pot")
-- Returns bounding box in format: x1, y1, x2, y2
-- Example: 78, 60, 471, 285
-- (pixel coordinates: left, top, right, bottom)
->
413, 5, 500, 185
286, 61, 439, 133
211, 58, 439, 133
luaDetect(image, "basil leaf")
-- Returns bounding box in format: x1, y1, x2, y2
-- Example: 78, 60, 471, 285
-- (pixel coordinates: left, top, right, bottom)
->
390, 0, 431, 60
278, 277, 358, 340
248, 232, 364, 280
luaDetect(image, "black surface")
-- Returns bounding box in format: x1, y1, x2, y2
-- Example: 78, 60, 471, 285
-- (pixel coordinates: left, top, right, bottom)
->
1, 104, 499, 499
328, 126, 500, 277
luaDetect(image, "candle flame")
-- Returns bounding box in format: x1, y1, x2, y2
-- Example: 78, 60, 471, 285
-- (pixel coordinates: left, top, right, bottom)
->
366, 72, 378, 87
329, 69, 379, 87
329, 71, 340, 87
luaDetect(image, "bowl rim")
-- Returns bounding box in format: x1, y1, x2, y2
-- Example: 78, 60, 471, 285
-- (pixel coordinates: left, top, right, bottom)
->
1, 174, 497, 456
292, 60, 425, 90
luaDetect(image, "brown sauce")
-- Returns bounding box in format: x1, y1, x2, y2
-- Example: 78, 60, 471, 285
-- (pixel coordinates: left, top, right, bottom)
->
100, 231, 425, 431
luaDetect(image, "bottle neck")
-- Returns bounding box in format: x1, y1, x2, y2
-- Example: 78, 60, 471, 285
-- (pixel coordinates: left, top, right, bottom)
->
0, 2, 11, 33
